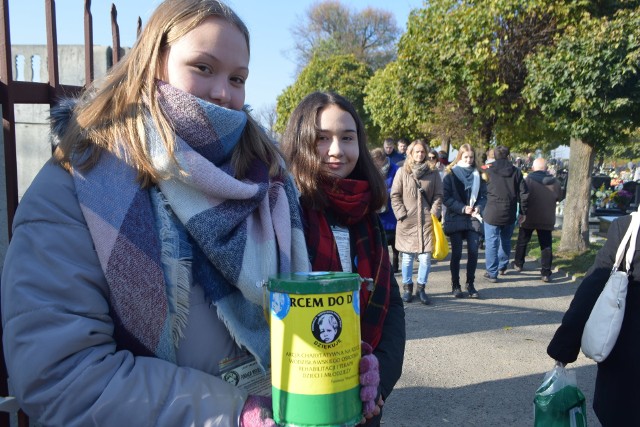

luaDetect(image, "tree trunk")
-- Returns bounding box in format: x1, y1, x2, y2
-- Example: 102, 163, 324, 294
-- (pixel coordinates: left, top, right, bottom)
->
439, 137, 451, 158
558, 137, 595, 253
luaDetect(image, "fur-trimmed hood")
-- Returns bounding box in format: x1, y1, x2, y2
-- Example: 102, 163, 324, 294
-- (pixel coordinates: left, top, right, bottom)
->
48, 97, 78, 147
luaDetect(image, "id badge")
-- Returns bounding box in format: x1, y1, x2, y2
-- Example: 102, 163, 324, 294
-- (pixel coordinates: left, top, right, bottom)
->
331, 226, 352, 273
219, 353, 271, 396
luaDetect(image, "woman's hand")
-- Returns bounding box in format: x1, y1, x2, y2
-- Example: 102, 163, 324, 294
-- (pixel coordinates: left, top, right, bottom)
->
359, 396, 384, 424
359, 342, 380, 421
240, 395, 276, 427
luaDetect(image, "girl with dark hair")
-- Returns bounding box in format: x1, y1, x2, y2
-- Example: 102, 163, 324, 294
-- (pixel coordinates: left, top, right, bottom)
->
443, 143, 487, 298
281, 91, 406, 427
390, 140, 443, 304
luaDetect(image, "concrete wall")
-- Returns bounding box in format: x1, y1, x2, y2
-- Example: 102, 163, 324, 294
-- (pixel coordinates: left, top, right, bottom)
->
11, 44, 113, 86
9, 45, 121, 198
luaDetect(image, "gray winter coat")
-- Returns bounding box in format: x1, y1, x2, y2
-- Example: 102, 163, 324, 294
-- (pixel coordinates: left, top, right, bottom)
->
1, 161, 249, 426
390, 165, 443, 254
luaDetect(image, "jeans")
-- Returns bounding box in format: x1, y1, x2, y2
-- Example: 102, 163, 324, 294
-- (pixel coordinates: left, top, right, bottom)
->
449, 230, 481, 285
514, 227, 553, 277
401, 252, 431, 285
484, 221, 515, 278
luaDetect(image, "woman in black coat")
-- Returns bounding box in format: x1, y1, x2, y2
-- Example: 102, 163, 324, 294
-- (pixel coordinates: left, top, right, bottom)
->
442, 144, 487, 298
547, 213, 640, 426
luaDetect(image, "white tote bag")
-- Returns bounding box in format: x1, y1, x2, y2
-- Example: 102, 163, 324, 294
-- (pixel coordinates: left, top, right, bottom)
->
581, 207, 640, 362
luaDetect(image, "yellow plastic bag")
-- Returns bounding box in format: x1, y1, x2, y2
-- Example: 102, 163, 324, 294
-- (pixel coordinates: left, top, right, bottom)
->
431, 214, 449, 260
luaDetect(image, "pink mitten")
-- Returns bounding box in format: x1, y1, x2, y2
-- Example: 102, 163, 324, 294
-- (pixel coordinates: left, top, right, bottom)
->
240, 395, 276, 427
359, 341, 380, 416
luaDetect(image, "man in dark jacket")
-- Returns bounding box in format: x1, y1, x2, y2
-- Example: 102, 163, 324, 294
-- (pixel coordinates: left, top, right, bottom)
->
383, 138, 405, 165
483, 146, 528, 282
513, 158, 562, 282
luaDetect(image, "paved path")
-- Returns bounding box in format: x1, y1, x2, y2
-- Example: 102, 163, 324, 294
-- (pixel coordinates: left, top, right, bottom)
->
381, 248, 601, 426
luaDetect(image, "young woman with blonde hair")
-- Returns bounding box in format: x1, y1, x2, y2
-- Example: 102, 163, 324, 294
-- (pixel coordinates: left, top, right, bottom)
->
2, 1, 309, 425
443, 143, 487, 298
391, 139, 443, 304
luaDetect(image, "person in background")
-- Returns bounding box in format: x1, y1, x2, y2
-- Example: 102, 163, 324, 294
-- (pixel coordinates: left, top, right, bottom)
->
281, 91, 406, 427
483, 145, 528, 282
438, 149, 450, 168
383, 138, 405, 165
1, 1, 310, 425
512, 158, 563, 282
391, 139, 443, 305
430, 148, 445, 180
547, 212, 640, 426
395, 138, 409, 167
524, 152, 535, 172
481, 148, 495, 171
443, 144, 487, 298
397, 138, 409, 159
478, 148, 495, 250
371, 148, 400, 272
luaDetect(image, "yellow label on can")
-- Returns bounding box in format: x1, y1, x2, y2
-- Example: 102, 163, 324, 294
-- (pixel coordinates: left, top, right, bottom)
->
271, 290, 361, 395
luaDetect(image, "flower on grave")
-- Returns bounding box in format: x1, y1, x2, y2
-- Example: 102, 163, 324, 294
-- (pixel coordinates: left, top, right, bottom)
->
611, 189, 633, 208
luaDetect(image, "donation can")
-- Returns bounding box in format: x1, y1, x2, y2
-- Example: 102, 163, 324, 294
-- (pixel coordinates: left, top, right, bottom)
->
268, 272, 362, 427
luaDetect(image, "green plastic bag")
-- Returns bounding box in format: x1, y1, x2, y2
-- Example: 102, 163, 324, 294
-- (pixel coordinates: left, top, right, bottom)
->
534, 364, 587, 427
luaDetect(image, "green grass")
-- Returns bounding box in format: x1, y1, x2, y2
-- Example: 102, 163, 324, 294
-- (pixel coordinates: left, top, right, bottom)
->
516, 229, 603, 279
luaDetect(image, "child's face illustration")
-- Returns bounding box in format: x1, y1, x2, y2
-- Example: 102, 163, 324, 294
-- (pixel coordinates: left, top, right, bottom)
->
319, 317, 337, 342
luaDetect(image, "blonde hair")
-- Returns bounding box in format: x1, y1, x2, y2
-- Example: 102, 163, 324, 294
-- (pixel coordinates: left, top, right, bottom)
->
54, 0, 282, 185
403, 139, 437, 172
446, 143, 478, 173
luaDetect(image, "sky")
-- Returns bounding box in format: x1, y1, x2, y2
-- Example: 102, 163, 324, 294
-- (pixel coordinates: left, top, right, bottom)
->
8, 0, 424, 115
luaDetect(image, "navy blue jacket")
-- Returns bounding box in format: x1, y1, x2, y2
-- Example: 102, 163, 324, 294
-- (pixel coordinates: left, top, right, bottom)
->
379, 162, 399, 231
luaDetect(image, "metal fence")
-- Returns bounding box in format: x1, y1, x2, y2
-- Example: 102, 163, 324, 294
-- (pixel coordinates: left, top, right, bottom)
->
0, 1, 131, 425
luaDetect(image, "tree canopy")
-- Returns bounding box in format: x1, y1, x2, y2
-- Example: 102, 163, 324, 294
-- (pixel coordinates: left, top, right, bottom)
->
289, 0, 401, 72
367, 0, 566, 150
278, 0, 640, 253
524, 8, 640, 148
274, 54, 376, 141
523, 6, 640, 252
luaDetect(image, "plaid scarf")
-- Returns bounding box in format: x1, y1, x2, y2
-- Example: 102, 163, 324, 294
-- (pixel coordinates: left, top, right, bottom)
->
303, 178, 391, 349
72, 82, 309, 368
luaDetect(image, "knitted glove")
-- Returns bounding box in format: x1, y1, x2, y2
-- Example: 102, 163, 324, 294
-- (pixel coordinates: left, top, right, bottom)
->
359, 341, 380, 417
240, 395, 276, 427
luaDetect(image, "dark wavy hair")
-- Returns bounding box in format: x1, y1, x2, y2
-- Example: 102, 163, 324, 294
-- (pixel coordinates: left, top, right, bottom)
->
281, 91, 386, 211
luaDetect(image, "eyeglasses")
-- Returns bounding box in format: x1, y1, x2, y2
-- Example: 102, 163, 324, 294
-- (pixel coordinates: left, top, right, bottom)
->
428, 156, 437, 160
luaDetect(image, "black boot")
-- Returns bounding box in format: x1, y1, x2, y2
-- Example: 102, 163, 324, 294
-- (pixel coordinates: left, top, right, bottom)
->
417, 283, 431, 305
466, 283, 479, 298
402, 283, 413, 303
452, 283, 464, 298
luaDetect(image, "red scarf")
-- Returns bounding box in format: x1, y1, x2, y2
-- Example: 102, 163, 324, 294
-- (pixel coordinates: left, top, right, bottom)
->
303, 178, 391, 349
